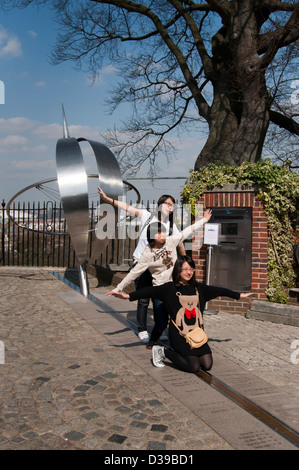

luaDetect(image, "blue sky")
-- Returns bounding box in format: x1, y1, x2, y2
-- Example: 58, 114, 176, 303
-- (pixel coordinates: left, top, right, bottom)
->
0, 3, 203, 204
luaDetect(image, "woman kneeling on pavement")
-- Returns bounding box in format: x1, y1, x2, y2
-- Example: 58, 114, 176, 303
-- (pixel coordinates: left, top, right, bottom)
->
109, 256, 252, 373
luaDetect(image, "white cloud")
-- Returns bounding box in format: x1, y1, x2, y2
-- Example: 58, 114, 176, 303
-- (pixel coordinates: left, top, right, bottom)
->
27, 30, 38, 38
0, 117, 37, 134
86, 63, 119, 86
11, 159, 54, 170
35, 81, 47, 87
68, 124, 100, 140
0, 25, 22, 58
30, 145, 48, 154
33, 123, 62, 139
0, 134, 28, 148
0, 117, 100, 142
0, 134, 48, 154
33, 123, 100, 141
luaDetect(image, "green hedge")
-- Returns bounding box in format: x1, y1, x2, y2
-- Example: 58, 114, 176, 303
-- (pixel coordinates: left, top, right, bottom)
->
182, 160, 299, 303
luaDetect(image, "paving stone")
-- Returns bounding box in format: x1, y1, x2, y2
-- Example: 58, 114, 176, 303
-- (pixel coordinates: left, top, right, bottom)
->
108, 434, 127, 444
82, 412, 100, 420
115, 405, 132, 414
130, 421, 149, 429
148, 399, 163, 407
129, 412, 147, 421
150, 424, 168, 433
74, 385, 90, 392
84, 380, 98, 386
147, 441, 167, 450
63, 431, 85, 441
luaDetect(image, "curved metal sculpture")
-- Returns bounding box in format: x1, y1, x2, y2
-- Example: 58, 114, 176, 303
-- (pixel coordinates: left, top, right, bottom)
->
55, 106, 123, 296
76, 138, 124, 267
56, 136, 90, 267
6, 107, 140, 297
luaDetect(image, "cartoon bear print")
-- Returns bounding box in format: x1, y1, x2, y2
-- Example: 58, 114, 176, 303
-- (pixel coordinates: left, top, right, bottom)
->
175, 292, 203, 335
162, 251, 173, 269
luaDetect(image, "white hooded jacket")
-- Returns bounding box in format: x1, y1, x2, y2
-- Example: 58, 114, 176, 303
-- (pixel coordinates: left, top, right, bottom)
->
113, 216, 208, 292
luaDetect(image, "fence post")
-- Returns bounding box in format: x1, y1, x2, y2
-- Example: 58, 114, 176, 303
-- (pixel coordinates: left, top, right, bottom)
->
1, 200, 5, 265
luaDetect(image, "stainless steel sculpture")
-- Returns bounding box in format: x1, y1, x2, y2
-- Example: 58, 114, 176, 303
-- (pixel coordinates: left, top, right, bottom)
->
56, 106, 123, 296
6, 107, 140, 297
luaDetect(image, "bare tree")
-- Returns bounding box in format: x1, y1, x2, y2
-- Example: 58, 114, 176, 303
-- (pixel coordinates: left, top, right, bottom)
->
2, 0, 298, 173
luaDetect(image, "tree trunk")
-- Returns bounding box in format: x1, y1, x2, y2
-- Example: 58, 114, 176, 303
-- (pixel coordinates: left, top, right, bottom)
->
194, 6, 271, 170
195, 80, 270, 169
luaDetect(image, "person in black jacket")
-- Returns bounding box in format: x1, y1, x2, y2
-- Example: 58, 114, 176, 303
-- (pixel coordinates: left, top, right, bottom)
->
107, 256, 252, 373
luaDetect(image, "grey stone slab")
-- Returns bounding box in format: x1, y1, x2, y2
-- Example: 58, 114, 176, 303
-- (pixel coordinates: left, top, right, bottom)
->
246, 300, 299, 326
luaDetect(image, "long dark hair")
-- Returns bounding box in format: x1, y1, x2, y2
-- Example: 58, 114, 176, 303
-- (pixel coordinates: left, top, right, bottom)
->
156, 194, 175, 235
146, 221, 167, 248
172, 256, 197, 287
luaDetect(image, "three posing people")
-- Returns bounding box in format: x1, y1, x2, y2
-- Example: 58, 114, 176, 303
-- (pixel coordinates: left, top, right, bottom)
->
98, 186, 251, 373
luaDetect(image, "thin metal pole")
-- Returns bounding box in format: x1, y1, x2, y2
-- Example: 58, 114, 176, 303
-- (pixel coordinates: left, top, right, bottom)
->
78, 261, 89, 297
204, 245, 212, 311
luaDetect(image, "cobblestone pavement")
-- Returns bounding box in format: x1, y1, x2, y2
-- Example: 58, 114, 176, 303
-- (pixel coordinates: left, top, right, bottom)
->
0, 268, 232, 450
0, 267, 298, 451
203, 310, 299, 401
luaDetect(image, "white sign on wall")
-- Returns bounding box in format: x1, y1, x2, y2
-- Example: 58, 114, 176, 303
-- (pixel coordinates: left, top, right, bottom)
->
204, 223, 220, 245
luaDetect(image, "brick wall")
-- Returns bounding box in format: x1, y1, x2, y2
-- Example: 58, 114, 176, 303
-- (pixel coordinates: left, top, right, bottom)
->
192, 186, 268, 315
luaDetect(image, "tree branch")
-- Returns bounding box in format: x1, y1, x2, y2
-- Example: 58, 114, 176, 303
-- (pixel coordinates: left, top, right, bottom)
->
269, 109, 299, 135
258, 4, 299, 68
168, 0, 213, 72
205, 0, 231, 22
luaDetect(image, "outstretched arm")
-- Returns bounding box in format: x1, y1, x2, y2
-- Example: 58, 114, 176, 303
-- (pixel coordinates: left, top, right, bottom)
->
106, 291, 130, 299
202, 283, 253, 303
108, 260, 149, 293
106, 284, 166, 302
240, 293, 253, 299
98, 186, 143, 217
174, 209, 212, 244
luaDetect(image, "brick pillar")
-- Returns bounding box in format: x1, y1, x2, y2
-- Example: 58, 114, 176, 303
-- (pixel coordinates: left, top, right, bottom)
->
192, 185, 268, 315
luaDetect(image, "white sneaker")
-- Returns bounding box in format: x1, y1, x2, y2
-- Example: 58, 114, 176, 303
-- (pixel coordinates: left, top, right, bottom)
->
152, 345, 165, 368
138, 330, 150, 343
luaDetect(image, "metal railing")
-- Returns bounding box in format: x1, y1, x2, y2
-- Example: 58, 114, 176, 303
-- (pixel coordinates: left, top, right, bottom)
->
1, 197, 189, 268
1, 200, 77, 267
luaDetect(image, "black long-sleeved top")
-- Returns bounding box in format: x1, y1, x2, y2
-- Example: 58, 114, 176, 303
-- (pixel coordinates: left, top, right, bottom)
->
129, 281, 240, 356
